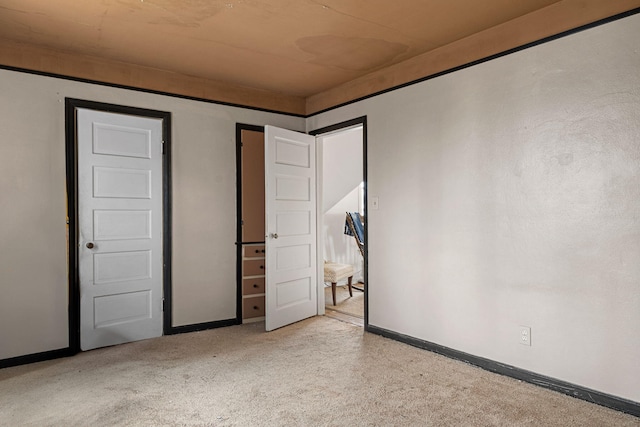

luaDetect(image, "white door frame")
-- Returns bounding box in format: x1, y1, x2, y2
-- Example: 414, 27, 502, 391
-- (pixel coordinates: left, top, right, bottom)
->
65, 98, 173, 352
309, 117, 368, 328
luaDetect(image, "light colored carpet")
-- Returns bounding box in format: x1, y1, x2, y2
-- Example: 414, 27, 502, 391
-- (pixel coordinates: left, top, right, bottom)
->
324, 283, 364, 318
0, 316, 637, 426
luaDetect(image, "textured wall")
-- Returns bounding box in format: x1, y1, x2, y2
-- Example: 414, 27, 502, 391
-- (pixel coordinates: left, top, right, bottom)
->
307, 14, 640, 402
0, 72, 69, 359
0, 70, 302, 359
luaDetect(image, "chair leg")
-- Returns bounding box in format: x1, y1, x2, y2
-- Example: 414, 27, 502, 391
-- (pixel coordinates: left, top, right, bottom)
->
347, 276, 353, 297
331, 282, 337, 305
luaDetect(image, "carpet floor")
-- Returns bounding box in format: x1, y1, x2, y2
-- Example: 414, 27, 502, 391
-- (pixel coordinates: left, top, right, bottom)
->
0, 316, 637, 426
324, 283, 364, 318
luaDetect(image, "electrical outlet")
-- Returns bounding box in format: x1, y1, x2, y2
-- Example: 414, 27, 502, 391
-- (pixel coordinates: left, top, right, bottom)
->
520, 326, 531, 346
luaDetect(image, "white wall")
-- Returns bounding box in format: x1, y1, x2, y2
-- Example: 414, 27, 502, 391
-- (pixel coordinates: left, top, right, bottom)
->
307, 14, 640, 403
0, 69, 303, 360
321, 128, 363, 213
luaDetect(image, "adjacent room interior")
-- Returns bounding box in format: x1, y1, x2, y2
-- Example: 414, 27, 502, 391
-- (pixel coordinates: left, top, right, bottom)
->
318, 126, 366, 322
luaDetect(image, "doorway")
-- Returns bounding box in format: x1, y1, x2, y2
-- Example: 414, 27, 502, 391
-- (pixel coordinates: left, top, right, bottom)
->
310, 117, 368, 328
65, 99, 172, 352
236, 117, 368, 329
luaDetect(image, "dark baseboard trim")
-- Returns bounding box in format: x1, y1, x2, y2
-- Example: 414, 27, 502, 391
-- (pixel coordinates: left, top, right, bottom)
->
0, 347, 75, 370
367, 325, 640, 418
164, 318, 239, 335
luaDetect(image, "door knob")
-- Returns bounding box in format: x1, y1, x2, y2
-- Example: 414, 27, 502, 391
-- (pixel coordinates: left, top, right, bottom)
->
86, 242, 95, 249
270, 233, 279, 239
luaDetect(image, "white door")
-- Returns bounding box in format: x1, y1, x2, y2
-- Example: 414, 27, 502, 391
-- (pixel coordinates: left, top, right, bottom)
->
78, 108, 164, 350
265, 126, 317, 331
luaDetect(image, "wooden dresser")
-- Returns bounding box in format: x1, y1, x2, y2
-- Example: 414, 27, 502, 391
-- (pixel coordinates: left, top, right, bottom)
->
241, 244, 266, 321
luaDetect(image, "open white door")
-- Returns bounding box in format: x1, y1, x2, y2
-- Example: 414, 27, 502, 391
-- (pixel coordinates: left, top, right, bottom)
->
78, 109, 164, 350
265, 126, 317, 331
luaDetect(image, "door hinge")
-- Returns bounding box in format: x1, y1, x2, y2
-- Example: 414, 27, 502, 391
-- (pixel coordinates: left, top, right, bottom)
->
161, 141, 166, 155
162, 298, 165, 312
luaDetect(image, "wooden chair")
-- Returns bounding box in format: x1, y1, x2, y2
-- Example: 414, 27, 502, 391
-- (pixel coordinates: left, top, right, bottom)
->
323, 262, 354, 305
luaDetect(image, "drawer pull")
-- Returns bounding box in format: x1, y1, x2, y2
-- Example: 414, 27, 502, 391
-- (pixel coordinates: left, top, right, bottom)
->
253, 284, 258, 288
253, 306, 259, 310
259, 265, 264, 269
255, 249, 260, 253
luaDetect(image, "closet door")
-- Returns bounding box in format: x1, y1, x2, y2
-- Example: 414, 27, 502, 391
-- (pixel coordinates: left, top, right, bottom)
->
264, 126, 317, 331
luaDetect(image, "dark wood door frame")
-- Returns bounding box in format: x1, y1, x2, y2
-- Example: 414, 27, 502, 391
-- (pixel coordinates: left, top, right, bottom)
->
235, 123, 266, 322
65, 98, 173, 352
309, 116, 369, 329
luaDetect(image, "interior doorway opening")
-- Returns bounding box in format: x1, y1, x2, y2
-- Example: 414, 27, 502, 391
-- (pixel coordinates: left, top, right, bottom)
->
311, 118, 367, 327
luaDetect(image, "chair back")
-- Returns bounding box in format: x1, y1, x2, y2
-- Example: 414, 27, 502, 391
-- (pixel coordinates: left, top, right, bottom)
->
344, 212, 365, 257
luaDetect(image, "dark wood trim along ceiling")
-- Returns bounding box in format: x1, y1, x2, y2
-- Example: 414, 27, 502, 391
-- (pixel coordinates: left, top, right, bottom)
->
0, 39, 306, 115
0, 0, 638, 116
306, 0, 640, 115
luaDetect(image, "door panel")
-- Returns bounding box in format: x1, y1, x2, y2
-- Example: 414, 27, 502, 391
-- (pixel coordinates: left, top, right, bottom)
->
275, 175, 310, 200
93, 210, 152, 241
275, 277, 312, 307
93, 290, 152, 328
276, 244, 311, 270
78, 108, 163, 351
276, 211, 311, 236
92, 123, 152, 158
93, 166, 151, 199
265, 126, 317, 331
93, 251, 152, 285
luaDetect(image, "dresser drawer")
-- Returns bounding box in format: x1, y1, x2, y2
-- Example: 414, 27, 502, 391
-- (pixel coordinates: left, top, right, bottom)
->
243, 277, 265, 295
243, 296, 265, 319
243, 259, 266, 276
243, 245, 265, 258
